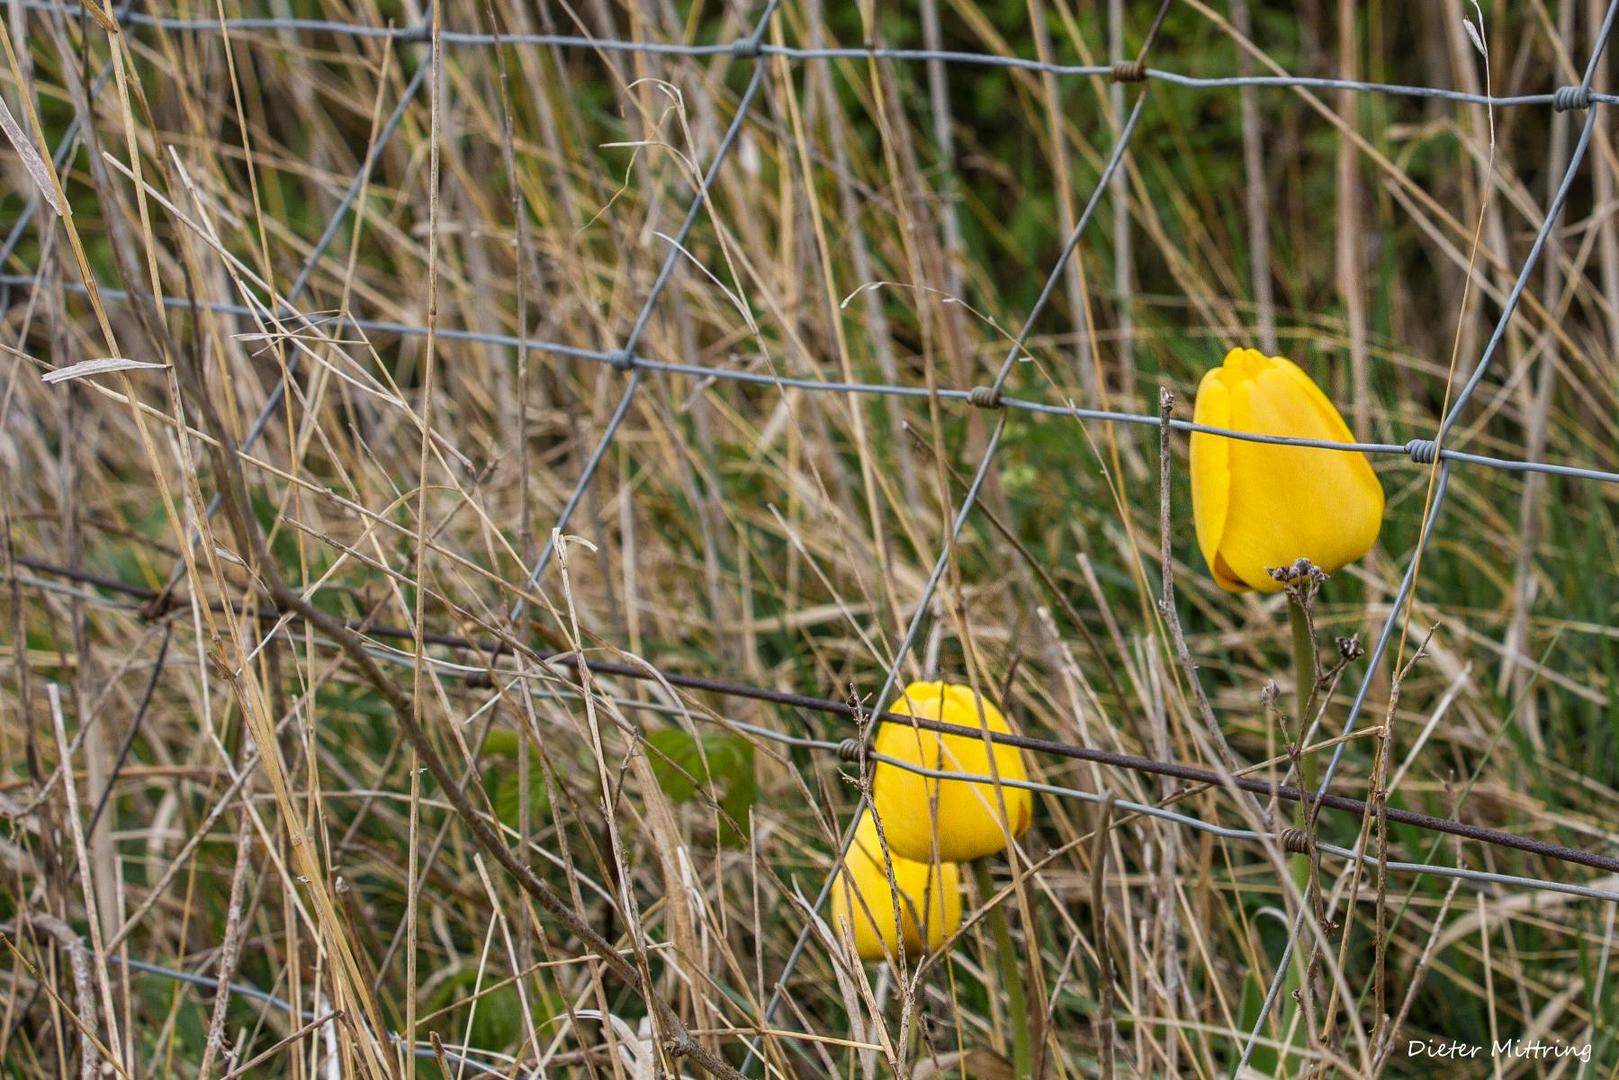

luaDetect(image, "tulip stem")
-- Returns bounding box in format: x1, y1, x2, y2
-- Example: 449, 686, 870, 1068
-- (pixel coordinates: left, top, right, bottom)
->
1283, 595, 1320, 1068
973, 860, 1032, 1079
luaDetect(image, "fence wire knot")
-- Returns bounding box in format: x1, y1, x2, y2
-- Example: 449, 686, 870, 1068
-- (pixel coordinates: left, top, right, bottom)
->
836, 737, 866, 764
968, 384, 1004, 409
607, 348, 636, 371
1111, 59, 1148, 83
1553, 84, 1593, 111
1278, 827, 1315, 854
730, 36, 762, 59
1404, 438, 1439, 464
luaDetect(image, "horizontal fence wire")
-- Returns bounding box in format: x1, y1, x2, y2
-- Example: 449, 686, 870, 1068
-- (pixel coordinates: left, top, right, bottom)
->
9, 0, 1619, 108
10, 555, 1619, 897
7, 274, 1619, 487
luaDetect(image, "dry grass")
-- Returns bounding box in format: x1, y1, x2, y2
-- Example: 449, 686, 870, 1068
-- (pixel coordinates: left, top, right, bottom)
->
3, 1, 1619, 1077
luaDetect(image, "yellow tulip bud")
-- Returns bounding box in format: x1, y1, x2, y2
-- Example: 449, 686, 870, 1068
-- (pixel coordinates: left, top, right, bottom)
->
870, 681, 1033, 863
1190, 348, 1385, 593
830, 810, 962, 961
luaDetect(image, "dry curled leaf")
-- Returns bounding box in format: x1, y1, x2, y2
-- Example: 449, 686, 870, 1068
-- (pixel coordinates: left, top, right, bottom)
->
41, 358, 168, 384
0, 93, 66, 219
1461, 11, 1487, 57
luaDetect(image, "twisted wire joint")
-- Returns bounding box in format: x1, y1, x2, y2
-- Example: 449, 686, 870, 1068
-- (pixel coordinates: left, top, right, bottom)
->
968, 385, 1004, 409
1111, 59, 1148, 83
837, 737, 866, 764
730, 36, 762, 59
1278, 827, 1315, 854
1405, 438, 1439, 464
1552, 85, 1593, 111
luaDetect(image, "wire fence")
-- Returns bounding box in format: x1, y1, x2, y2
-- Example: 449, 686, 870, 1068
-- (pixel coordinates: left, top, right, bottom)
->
5, 0, 1619, 1075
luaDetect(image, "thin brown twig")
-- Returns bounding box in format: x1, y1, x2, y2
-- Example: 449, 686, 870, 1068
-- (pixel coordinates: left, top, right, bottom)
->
1089, 793, 1117, 1080
1372, 630, 1432, 1053
217, 1010, 342, 1080
1371, 836, 1466, 1072
1154, 391, 1265, 815
197, 812, 254, 1078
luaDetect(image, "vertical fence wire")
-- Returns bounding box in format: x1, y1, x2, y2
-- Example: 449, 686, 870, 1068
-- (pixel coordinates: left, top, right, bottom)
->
505, 0, 784, 625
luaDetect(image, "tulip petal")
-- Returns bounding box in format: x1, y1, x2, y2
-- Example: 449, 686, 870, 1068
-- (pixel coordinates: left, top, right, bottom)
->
870, 681, 1033, 863
1211, 353, 1385, 592
1191, 369, 1242, 591
1210, 550, 1249, 592
1270, 355, 1359, 444
831, 811, 961, 961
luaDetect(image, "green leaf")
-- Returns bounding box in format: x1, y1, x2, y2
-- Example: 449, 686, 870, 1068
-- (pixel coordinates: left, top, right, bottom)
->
480, 730, 522, 757
646, 729, 757, 846
646, 728, 705, 801
425, 968, 559, 1053
489, 763, 552, 831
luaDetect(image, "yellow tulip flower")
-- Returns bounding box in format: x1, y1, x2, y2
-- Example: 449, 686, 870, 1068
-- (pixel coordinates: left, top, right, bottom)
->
1191, 347, 1385, 593
870, 681, 1033, 863
830, 810, 962, 961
